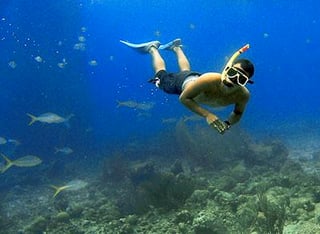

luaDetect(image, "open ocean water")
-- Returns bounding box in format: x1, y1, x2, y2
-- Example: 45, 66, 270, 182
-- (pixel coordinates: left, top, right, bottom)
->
1, 1, 320, 233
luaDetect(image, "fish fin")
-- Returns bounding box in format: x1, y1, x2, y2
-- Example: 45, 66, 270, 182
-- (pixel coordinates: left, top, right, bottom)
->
50, 185, 59, 190
0, 153, 13, 173
26, 113, 37, 125
63, 114, 74, 128
50, 185, 61, 198
66, 114, 74, 121
116, 100, 121, 108
51, 185, 71, 198
63, 122, 71, 128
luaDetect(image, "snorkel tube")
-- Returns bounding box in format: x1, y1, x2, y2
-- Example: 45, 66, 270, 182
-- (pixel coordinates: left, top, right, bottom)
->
221, 44, 250, 80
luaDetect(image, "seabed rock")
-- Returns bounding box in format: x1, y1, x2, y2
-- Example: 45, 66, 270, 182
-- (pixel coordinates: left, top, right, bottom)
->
24, 216, 47, 233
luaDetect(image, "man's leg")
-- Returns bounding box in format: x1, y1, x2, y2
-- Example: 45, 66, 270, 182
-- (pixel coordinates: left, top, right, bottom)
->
173, 46, 190, 72
159, 38, 190, 71
149, 47, 166, 73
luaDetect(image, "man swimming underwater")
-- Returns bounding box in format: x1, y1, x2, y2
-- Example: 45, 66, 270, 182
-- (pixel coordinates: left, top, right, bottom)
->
120, 38, 254, 134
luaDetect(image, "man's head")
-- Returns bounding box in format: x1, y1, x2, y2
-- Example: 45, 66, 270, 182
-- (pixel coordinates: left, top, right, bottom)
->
222, 58, 255, 88
233, 59, 254, 83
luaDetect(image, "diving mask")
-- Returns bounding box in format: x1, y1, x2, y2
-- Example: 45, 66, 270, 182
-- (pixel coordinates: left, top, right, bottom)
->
226, 67, 251, 86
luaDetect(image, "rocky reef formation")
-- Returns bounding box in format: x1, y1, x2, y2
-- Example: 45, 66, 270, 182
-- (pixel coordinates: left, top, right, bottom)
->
2, 123, 320, 233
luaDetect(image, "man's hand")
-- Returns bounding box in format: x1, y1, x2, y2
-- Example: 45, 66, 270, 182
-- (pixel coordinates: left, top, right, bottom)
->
208, 118, 230, 134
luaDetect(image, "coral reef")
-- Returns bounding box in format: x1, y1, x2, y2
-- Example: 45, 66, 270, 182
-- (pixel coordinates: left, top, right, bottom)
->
2, 125, 320, 233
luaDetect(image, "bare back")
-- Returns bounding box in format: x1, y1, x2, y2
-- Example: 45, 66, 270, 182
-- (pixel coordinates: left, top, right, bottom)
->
182, 72, 250, 108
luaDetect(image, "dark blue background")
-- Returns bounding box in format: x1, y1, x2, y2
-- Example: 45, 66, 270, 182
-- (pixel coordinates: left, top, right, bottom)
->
0, 0, 319, 158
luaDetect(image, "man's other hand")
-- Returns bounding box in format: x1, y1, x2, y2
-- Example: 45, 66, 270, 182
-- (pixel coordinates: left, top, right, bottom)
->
209, 119, 230, 134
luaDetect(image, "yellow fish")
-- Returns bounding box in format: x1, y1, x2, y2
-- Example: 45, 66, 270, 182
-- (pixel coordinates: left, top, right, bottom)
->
51, 179, 88, 198
50, 185, 72, 198
0, 153, 42, 173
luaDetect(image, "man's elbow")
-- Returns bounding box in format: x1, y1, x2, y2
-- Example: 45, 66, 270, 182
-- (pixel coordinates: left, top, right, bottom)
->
233, 110, 243, 116
179, 95, 186, 104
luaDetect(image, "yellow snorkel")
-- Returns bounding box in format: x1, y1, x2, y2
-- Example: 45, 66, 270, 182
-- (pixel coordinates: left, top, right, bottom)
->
221, 44, 250, 80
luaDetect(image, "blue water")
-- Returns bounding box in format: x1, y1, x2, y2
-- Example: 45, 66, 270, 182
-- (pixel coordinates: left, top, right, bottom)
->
0, 1, 319, 163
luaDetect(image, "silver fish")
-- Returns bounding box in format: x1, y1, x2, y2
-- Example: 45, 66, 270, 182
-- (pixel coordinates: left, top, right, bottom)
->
161, 118, 178, 124
116, 100, 154, 111
27, 112, 74, 125
55, 147, 73, 155
66, 179, 88, 191
183, 114, 203, 122
0, 137, 7, 145
51, 179, 88, 197
1, 153, 42, 173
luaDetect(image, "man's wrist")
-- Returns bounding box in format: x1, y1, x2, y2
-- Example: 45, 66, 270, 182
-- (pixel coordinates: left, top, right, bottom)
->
224, 120, 231, 126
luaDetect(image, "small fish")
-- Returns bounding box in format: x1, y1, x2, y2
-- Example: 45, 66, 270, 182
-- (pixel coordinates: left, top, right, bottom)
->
55, 147, 73, 155
0, 137, 7, 145
73, 42, 86, 51
34, 56, 43, 63
57, 58, 67, 68
80, 26, 87, 33
0, 153, 42, 173
26, 112, 74, 125
0, 137, 20, 146
51, 179, 88, 197
88, 60, 98, 66
7, 139, 21, 146
183, 114, 203, 122
57, 62, 66, 68
116, 100, 154, 111
8, 60, 17, 69
161, 118, 178, 124
116, 100, 137, 108
136, 102, 155, 111
78, 36, 86, 42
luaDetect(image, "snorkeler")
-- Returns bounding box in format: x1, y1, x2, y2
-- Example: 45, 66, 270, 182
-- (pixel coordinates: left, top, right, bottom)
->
120, 39, 254, 134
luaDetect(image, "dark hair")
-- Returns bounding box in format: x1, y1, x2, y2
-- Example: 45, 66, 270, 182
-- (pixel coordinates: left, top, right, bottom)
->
234, 59, 254, 78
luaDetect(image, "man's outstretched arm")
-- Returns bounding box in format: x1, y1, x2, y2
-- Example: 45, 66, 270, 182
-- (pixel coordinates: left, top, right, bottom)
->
226, 94, 250, 126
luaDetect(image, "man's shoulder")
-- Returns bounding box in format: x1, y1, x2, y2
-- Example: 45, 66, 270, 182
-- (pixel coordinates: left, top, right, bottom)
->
198, 72, 221, 83
200, 72, 221, 78
239, 87, 250, 100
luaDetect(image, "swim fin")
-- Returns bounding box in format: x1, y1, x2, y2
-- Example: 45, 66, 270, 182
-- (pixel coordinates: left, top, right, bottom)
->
159, 38, 182, 50
120, 40, 160, 53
